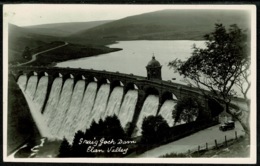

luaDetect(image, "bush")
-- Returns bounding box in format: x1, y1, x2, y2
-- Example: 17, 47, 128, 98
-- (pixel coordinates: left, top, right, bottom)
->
208, 97, 224, 117
58, 138, 71, 157
141, 115, 170, 145
173, 96, 202, 124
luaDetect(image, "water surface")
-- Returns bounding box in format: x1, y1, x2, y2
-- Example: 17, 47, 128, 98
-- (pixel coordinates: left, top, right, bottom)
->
57, 40, 206, 84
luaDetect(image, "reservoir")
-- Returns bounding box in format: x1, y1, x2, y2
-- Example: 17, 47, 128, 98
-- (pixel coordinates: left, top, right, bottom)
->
56, 40, 206, 84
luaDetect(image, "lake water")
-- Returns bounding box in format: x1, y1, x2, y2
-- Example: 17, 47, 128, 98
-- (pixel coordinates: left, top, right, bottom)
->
57, 40, 206, 84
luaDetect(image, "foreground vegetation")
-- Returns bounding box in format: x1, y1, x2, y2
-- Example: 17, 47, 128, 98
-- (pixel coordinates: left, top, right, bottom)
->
162, 135, 249, 158
59, 115, 133, 157
169, 24, 250, 135
58, 113, 218, 157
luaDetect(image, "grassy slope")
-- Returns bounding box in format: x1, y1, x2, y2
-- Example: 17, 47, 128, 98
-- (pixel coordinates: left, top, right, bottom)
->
68, 9, 250, 45
162, 136, 250, 158
197, 136, 250, 157
8, 24, 63, 63
23, 20, 113, 37
9, 22, 120, 66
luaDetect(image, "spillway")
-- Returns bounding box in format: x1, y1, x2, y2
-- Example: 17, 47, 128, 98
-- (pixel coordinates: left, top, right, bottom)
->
33, 76, 48, 112
90, 84, 110, 123
17, 75, 28, 91
25, 76, 38, 100
43, 77, 63, 124
59, 80, 85, 142
103, 86, 124, 119
17, 75, 51, 138
48, 78, 74, 137
75, 82, 97, 132
158, 100, 177, 127
16, 73, 180, 142
118, 90, 138, 129
135, 95, 159, 136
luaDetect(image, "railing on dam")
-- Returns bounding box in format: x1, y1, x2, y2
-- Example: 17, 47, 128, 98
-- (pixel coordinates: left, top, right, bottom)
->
9, 65, 247, 103
9, 65, 206, 97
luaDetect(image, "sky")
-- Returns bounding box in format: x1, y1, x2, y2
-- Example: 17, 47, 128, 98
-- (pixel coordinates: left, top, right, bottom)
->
3, 4, 253, 27
4, 5, 179, 26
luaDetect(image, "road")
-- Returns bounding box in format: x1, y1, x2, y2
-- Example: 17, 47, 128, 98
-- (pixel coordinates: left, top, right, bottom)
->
18, 42, 68, 66
137, 121, 244, 157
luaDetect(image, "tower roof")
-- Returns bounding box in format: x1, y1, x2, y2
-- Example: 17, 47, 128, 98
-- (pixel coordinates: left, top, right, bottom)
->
147, 56, 161, 67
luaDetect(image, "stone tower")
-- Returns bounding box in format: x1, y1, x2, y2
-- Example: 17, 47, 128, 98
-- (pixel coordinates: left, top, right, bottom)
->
146, 56, 162, 80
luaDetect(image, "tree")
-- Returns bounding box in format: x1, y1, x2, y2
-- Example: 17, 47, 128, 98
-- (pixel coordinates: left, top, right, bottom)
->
101, 115, 126, 139
236, 56, 251, 109
22, 46, 32, 60
61, 115, 130, 157
169, 24, 250, 135
141, 115, 170, 144
58, 138, 71, 157
71, 130, 85, 157
173, 96, 201, 125
207, 97, 224, 118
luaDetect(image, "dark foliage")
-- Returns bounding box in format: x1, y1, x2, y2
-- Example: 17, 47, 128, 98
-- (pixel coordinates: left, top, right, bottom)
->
58, 138, 71, 157
173, 96, 202, 124
208, 97, 224, 117
22, 46, 32, 60
58, 115, 132, 157
140, 115, 170, 145
169, 23, 250, 135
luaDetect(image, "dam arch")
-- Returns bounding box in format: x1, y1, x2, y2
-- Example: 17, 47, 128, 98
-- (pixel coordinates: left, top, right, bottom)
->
11, 66, 214, 141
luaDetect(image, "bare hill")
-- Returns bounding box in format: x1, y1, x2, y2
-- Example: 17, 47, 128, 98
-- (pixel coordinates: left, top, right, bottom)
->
23, 20, 113, 37
8, 24, 61, 63
68, 9, 250, 42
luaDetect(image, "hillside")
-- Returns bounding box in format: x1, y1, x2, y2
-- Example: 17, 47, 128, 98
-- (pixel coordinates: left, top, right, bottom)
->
68, 9, 250, 44
8, 24, 63, 64
8, 20, 113, 63
23, 20, 113, 37
8, 23, 121, 66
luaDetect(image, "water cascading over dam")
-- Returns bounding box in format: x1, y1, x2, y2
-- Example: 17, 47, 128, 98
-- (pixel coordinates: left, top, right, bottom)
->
25, 75, 38, 100
60, 80, 85, 142
17, 75, 28, 91
135, 95, 159, 136
158, 100, 177, 127
43, 77, 63, 125
91, 84, 110, 122
104, 86, 124, 118
33, 76, 48, 112
75, 82, 97, 132
118, 90, 138, 129
16, 74, 177, 142
49, 78, 74, 138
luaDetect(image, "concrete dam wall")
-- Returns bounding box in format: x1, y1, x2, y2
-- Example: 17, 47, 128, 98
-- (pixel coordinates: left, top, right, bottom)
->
16, 73, 181, 143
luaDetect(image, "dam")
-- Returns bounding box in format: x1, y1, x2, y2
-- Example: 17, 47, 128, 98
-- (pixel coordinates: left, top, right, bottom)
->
10, 57, 213, 143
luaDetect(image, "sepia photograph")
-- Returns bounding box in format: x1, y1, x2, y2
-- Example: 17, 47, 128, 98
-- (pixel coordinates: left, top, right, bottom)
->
3, 4, 256, 163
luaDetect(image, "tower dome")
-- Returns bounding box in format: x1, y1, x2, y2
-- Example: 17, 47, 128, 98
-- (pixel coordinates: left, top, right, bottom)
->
147, 56, 161, 67
146, 56, 162, 80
